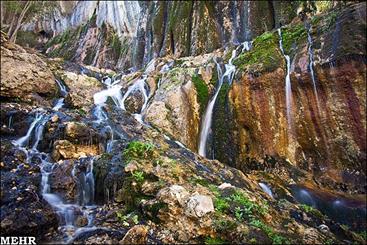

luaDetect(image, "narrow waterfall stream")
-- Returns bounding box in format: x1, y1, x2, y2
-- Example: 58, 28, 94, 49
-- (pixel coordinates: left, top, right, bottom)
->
306, 23, 321, 111
198, 43, 249, 157
53, 79, 68, 111
120, 75, 149, 124
277, 28, 293, 136
259, 182, 274, 199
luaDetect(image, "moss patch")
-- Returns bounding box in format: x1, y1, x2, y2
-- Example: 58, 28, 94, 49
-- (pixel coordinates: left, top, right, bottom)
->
233, 31, 282, 74
192, 74, 209, 115
281, 23, 307, 56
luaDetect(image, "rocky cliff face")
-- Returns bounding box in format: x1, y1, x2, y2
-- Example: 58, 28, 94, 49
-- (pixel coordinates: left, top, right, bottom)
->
10, 1, 304, 70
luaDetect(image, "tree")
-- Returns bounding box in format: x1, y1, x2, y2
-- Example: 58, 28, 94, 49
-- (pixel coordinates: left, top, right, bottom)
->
3, 1, 57, 42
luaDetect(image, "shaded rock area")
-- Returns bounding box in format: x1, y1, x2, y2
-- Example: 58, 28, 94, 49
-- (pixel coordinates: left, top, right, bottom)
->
0, 141, 58, 239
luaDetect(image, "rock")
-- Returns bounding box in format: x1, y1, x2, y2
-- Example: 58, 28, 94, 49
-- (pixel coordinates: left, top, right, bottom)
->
124, 162, 138, 173
52, 140, 76, 160
218, 183, 234, 190
61, 71, 102, 110
303, 228, 325, 244
157, 185, 190, 206
51, 114, 59, 122
317, 224, 330, 233
65, 122, 90, 139
52, 140, 99, 160
50, 160, 76, 200
75, 216, 88, 227
119, 225, 148, 244
124, 90, 144, 114
185, 194, 214, 218
0, 37, 57, 103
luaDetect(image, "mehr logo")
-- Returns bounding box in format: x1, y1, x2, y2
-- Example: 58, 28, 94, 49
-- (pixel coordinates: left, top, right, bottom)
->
0, 237, 36, 245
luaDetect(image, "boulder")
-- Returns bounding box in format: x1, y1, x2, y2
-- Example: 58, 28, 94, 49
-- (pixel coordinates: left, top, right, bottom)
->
61, 71, 102, 110
185, 194, 214, 218
119, 225, 148, 244
0, 37, 57, 102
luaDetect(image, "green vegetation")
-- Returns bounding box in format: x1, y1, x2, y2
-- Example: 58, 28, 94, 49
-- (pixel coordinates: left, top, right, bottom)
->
123, 141, 155, 161
299, 204, 323, 218
212, 189, 268, 219
16, 31, 38, 47
132, 170, 145, 184
192, 74, 209, 115
233, 31, 282, 73
116, 210, 140, 227
204, 237, 226, 245
358, 231, 367, 241
281, 24, 307, 55
250, 220, 289, 245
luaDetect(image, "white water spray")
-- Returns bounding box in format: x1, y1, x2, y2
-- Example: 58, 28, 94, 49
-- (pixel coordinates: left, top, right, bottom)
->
278, 28, 293, 134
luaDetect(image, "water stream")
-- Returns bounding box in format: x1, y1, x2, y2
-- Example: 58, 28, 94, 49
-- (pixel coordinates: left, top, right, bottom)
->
198, 43, 249, 157
277, 28, 293, 135
306, 23, 321, 112
259, 182, 274, 199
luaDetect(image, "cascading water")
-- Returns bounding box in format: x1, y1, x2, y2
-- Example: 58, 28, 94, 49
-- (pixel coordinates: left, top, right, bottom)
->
306, 23, 321, 111
198, 43, 249, 157
53, 79, 68, 111
14, 112, 45, 147
277, 28, 293, 135
120, 75, 149, 124
12, 106, 102, 243
259, 182, 274, 199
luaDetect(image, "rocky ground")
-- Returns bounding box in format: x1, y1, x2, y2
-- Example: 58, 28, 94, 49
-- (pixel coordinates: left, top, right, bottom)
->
0, 3, 366, 245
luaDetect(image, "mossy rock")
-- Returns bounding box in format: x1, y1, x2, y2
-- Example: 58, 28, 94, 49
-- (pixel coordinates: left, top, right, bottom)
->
192, 74, 209, 115
280, 23, 307, 56
233, 31, 283, 74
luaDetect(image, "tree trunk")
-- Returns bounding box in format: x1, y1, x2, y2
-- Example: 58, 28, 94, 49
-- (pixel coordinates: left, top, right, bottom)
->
7, 14, 16, 37
9, 1, 32, 42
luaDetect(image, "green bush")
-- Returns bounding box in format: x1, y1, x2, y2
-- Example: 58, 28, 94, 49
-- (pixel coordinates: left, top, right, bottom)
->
123, 141, 155, 161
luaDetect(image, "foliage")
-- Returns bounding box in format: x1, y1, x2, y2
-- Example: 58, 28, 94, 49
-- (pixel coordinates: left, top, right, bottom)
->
281, 23, 307, 55
213, 215, 237, 233
116, 210, 140, 227
132, 171, 145, 184
250, 220, 289, 245
299, 204, 323, 218
214, 197, 230, 213
234, 31, 282, 73
204, 237, 226, 245
192, 74, 209, 115
123, 141, 155, 161
15, 31, 38, 47
358, 231, 367, 241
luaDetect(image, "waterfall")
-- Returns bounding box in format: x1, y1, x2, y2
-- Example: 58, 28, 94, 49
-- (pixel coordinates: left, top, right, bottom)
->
306, 23, 321, 111
53, 98, 65, 111
32, 116, 49, 150
198, 43, 245, 157
93, 85, 124, 108
53, 79, 68, 111
259, 182, 274, 199
120, 75, 149, 124
14, 113, 45, 147
56, 79, 68, 96
277, 28, 293, 135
